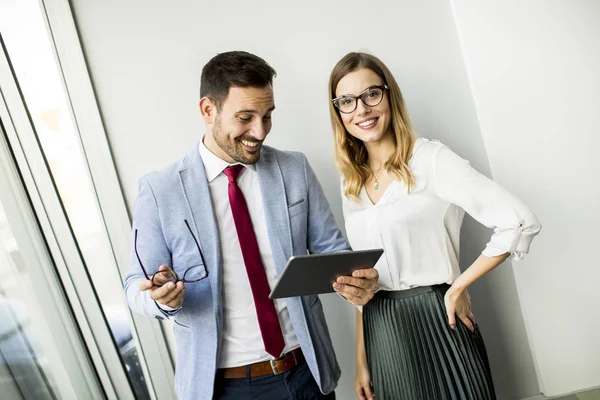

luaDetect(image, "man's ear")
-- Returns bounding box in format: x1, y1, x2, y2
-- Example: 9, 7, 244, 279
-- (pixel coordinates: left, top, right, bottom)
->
199, 97, 216, 124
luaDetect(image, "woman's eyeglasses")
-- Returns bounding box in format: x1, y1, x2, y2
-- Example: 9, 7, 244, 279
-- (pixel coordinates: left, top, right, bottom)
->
332, 84, 388, 114
134, 219, 208, 286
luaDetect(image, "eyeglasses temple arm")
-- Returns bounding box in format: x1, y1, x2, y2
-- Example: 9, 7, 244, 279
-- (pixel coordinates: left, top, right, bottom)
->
134, 229, 152, 281
184, 219, 209, 279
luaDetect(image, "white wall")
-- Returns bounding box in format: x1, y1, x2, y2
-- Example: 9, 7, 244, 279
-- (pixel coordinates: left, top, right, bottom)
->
451, 0, 600, 397
71, 1, 542, 398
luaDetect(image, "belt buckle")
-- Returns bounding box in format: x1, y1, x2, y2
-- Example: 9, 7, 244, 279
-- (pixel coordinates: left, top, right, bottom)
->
269, 359, 280, 375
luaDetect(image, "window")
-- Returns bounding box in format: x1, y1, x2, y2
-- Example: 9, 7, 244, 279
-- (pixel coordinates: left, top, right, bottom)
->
0, 0, 175, 398
0, 126, 102, 399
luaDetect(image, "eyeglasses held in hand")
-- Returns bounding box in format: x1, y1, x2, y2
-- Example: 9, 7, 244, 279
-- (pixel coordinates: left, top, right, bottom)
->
134, 219, 208, 286
332, 84, 389, 114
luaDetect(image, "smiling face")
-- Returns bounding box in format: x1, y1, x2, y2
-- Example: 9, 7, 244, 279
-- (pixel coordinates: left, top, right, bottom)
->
334, 68, 392, 144
201, 85, 275, 164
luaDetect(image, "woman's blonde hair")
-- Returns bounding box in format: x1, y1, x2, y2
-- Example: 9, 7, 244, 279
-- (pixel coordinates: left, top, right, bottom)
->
329, 52, 416, 201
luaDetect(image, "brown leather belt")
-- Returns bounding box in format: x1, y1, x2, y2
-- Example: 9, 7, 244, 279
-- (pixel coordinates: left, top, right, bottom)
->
220, 348, 304, 379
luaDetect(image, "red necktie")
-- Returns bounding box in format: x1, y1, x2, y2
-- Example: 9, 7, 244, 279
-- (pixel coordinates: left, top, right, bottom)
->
223, 165, 285, 359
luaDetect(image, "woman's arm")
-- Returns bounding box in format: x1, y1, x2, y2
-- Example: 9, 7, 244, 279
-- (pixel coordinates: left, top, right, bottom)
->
432, 143, 542, 261
355, 308, 374, 400
445, 252, 511, 331
430, 142, 541, 330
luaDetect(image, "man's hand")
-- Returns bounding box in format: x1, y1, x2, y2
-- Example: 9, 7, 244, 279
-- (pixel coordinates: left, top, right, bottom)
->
333, 268, 379, 306
139, 265, 186, 309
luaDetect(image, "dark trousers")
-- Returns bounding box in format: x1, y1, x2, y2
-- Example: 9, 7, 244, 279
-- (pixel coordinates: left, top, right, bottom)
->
213, 361, 336, 400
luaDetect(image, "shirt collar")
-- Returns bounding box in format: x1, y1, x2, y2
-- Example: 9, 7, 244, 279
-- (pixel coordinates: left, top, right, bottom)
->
198, 137, 256, 183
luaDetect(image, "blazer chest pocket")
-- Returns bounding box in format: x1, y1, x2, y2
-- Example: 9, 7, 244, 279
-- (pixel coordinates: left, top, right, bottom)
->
288, 198, 307, 218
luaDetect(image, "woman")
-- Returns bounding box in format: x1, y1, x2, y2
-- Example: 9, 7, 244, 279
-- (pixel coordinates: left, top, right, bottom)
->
328, 52, 541, 400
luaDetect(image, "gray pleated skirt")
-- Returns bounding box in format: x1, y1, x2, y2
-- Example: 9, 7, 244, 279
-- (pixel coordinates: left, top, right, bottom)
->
363, 284, 496, 400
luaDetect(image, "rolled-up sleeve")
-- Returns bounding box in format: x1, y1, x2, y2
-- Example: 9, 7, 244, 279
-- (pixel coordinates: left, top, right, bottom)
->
432, 144, 541, 261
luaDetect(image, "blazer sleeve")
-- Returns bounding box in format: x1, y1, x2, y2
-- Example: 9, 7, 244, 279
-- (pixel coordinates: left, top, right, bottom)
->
302, 154, 351, 254
123, 177, 178, 319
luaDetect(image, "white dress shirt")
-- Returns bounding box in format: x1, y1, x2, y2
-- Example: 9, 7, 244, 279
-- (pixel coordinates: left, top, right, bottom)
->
197, 141, 299, 368
342, 138, 542, 291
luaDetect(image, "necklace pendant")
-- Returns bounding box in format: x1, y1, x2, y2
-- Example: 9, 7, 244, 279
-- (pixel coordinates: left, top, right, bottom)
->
374, 180, 379, 190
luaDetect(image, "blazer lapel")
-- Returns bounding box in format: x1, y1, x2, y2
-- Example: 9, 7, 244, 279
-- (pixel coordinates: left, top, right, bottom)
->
178, 145, 222, 306
256, 149, 293, 274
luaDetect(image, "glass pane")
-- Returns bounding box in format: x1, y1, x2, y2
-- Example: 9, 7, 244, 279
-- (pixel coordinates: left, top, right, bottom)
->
0, 1, 149, 398
0, 194, 59, 399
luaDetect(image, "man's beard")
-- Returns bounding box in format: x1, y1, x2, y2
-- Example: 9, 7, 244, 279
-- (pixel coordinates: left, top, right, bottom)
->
212, 115, 262, 164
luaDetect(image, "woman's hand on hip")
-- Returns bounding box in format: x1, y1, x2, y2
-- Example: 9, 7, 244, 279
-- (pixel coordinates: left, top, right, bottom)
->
444, 286, 476, 333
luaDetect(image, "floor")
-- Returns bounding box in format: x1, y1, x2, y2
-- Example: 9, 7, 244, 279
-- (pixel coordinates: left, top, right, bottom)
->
553, 388, 600, 400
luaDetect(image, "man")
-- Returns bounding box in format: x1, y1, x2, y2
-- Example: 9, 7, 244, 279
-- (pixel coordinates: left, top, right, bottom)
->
124, 51, 379, 400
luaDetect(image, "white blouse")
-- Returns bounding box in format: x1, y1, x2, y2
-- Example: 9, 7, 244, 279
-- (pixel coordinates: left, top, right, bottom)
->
342, 138, 541, 291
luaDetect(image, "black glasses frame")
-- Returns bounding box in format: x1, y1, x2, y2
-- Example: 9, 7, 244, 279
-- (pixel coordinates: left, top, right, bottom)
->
134, 219, 208, 286
332, 84, 389, 114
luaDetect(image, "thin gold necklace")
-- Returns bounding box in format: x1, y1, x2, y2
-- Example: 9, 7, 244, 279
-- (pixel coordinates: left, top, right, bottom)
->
370, 166, 385, 190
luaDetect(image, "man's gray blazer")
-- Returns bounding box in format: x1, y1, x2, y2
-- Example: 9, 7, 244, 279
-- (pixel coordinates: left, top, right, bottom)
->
124, 144, 350, 399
